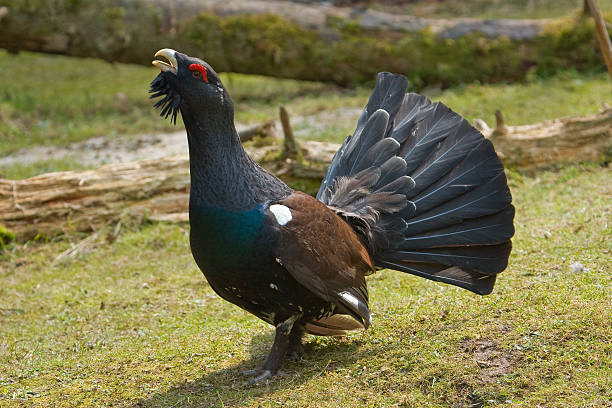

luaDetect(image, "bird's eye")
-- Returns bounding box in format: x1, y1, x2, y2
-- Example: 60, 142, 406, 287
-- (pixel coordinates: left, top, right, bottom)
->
189, 63, 209, 82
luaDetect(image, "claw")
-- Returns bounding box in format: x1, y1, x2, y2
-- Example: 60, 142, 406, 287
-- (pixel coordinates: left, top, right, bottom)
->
247, 369, 272, 386
242, 369, 289, 386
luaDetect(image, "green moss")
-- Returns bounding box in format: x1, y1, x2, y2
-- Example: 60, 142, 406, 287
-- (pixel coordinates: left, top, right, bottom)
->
1, 1, 610, 87
178, 12, 611, 87
0, 224, 15, 247
383, 0, 612, 19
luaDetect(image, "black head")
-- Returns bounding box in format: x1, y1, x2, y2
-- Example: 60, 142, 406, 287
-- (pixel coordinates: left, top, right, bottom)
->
150, 49, 232, 124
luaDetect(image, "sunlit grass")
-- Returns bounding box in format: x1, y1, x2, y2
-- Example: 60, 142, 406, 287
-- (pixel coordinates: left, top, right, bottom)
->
0, 50, 330, 156
0, 164, 610, 407
381, 0, 612, 19
0, 158, 89, 180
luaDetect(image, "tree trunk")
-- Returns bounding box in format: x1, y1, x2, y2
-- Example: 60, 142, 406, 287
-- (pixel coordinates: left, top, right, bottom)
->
1, 110, 610, 240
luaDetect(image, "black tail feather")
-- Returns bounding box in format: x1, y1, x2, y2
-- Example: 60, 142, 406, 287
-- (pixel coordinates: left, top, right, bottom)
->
404, 173, 512, 235
381, 241, 512, 275
377, 260, 498, 295
318, 72, 514, 295
410, 139, 504, 215
400, 206, 515, 249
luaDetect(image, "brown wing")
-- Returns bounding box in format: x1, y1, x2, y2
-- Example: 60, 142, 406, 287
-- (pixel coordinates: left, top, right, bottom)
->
267, 191, 375, 328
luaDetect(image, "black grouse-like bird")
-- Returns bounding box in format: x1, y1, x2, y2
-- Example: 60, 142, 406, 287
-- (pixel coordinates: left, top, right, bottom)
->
150, 49, 514, 383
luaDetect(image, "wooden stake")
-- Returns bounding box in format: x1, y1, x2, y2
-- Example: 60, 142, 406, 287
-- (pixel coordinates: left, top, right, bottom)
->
493, 109, 509, 136
585, 0, 612, 81
279, 106, 299, 158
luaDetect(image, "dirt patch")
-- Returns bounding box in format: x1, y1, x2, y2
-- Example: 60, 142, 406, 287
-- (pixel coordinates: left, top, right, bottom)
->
462, 338, 518, 384
0, 131, 188, 169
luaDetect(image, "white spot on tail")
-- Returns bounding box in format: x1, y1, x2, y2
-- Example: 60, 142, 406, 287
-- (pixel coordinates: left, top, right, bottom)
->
269, 283, 279, 291
270, 204, 292, 226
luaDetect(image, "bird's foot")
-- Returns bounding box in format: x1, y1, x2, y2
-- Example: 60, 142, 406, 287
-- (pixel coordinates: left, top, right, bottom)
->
242, 369, 288, 386
287, 342, 303, 361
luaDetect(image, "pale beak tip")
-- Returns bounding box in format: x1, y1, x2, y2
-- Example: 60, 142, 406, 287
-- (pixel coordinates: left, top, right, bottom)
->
152, 48, 178, 75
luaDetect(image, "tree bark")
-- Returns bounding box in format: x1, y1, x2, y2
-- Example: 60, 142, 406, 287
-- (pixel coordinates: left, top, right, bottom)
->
1, 110, 611, 240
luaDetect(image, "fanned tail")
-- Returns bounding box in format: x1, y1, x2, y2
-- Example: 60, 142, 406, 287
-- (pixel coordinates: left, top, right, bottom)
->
318, 73, 515, 295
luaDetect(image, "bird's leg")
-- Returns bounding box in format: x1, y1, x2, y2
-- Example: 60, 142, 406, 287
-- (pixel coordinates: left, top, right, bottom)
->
245, 315, 300, 385
287, 322, 305, 361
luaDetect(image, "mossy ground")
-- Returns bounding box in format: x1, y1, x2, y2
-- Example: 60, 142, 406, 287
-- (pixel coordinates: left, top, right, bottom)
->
0, 164, 610, 407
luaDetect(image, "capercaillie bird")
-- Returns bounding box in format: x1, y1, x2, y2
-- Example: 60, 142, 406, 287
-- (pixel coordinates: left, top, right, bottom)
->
150, 49, 514, 384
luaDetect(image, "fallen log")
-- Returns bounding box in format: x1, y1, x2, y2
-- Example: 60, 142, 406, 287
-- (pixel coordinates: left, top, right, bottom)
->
482, 108, 612, 169
1, 109, 610, 240
0, 156, 190, 240
1, 2, 608, 88
0, 139, 337, 240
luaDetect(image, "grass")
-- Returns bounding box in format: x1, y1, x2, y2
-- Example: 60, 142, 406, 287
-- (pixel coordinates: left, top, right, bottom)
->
0, 158, 90, 180
0, 50, 329, 157
0, 163, 610, 407
428, 71, 612, 128
1, 51, 611, 165
380, 0, 612, 19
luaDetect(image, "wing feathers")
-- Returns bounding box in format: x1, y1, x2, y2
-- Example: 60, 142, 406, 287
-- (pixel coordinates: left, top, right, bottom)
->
269, 192, 374, 329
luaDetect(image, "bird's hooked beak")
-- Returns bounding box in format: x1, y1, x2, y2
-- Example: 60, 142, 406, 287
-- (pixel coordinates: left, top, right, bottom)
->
152, 49, 178, 75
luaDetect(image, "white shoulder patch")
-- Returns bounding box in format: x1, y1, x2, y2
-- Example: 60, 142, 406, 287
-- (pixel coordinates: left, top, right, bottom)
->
270, 204, 292, 226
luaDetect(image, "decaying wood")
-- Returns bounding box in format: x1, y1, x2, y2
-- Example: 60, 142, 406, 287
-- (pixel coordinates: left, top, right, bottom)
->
1, 110, 610, 239
0, 156, 191, 240
0, 139, 337, 240
484, 108, 612, 168
493, 109, 509, 137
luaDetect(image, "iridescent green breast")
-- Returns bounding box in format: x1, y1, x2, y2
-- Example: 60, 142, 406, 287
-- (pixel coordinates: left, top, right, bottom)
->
189, 203, 268, 270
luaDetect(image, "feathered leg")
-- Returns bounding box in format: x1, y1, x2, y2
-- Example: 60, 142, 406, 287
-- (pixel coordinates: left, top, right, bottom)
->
287, 323, 305, 360
245, 315, 300, 385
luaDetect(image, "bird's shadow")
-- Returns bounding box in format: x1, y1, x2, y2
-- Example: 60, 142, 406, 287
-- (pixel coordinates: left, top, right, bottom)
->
131, 331, 372, 407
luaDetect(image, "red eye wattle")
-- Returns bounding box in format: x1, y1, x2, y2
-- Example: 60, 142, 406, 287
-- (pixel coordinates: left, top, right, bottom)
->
189, 64, 208, 82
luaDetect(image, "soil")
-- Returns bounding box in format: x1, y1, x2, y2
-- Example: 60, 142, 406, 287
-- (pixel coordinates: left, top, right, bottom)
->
462, 337, 519, 384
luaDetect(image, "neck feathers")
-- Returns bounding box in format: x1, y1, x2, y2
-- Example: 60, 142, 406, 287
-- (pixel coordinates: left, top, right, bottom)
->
181, 104, 291, 211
